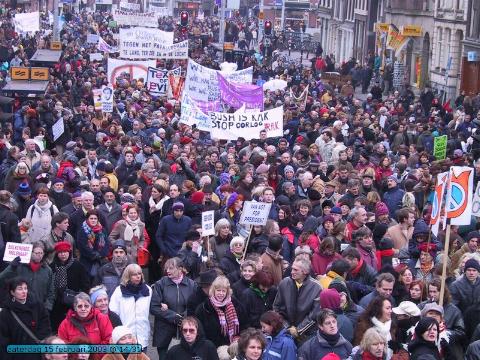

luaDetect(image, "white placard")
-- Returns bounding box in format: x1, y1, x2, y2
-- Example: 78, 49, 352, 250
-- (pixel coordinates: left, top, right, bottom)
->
179, 95, 211, 131
119, 27, 176, 59
119, 1, 140, 11
89, 53, 103, 62
113, 9, 159, 27
239, 201, 272, 226
146, 67, 168, 95
52, 118, 65, 141
149, 5, 171, 16
201, 211, 215, 236
3, 242, 33, 264
209, 106, 283, 140
107, 58, 156, 85
184, 59, 253, 102
87, 34, 99, 44
472, 182, 480, 217
101, 85, 114, 113
14, 12, 40, 33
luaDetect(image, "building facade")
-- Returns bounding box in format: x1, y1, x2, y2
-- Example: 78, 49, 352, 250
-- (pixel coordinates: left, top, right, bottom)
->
460, 0, 480, 96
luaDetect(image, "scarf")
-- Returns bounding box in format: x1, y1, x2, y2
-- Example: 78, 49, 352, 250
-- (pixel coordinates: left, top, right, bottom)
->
29, 262, 42, 272
112, 255, 129, 275
371, 316, 392, 358
420, 260, 434, 275
142, 173, 153, 186
33, 200, 53, 216
376, 249, 394, 271
82, 221, 106, 251
148, 195, 169, 214
171, 273, 184, 285
124, 217, 140, 242
53, 256, 74, 292
250, 284, 267, 301
350, 257, 364, 277
362, 351, 383, 360
318, 329, 340, 347
120, 282, 150, 301
209, 295, 239, 342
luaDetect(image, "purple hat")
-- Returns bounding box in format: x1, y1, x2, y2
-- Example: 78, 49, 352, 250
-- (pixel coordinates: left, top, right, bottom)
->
172, 202, 184, 211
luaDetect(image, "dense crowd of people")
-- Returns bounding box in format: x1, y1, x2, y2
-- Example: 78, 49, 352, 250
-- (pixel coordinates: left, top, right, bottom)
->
1, 4, 480, 360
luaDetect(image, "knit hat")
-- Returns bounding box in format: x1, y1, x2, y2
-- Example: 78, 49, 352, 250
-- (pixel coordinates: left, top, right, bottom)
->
256, 163, 270, 175
54, 241, 72, 253
331, 206, 342, 215
172, 202, 185, 211
112, 240, 127, 253
52, 178, 65, 185
387, 175, 398, 183
418, 242, 437, 259
323, 215, 335, 224
190, 191, 205, 205
111, 326, 134, 344
321, 354, 341, 360
284, 165, 294, 175
393, 301, 421, 317
414, 317, 439, 340
375, 202, 390, 217
90, 287, 108, 305
464, 258, 480, 272
72, 191, 82, 199
226, 192, 241, 209
320, 288, 341, 310
328, 280, 349, 296
421, 302, 444, 317
219, 172, 231, 185
17, 182, 31, 195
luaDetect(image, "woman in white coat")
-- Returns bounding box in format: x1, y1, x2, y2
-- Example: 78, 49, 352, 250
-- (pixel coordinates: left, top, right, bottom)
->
109, 263, 152, 351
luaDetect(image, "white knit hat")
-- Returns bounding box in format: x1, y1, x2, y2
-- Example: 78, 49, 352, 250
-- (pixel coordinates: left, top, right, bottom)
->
111, 326, 133, 344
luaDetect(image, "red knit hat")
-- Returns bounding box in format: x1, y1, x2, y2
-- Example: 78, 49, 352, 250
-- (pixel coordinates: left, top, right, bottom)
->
321, 354, 341, 360
54, 241, 72, 253
190, 191, 205, 204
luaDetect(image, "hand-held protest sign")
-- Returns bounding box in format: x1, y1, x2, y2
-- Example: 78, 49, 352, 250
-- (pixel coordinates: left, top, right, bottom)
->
201, 211, 215, 237
14, 12, 40, 33
101, 85, 114, 113
240, 201, 272, 226
52, 118, 65, 142
113, 10, 159, 27
433, 135, 448, 160
472, 182, 480, 217
3, 242, 33, 264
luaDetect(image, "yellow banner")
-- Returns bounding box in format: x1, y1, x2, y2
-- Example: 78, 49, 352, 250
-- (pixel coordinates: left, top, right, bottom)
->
401, 25, 422, 37
375, 23, 389, 33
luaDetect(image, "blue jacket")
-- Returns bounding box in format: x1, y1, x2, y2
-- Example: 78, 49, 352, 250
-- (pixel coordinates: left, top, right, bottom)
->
382, 186, 405, 218
156, 214, 192, 258
298, 331, 352, 360
263, 329, 297, 360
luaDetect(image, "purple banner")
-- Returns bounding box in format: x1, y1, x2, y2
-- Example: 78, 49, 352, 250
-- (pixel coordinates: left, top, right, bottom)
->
194, 98, 221, 113
217, 73, 264, 110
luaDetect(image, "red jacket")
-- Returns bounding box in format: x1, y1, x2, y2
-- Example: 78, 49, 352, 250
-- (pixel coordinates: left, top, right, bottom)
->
311, 251, 342, 276
58, 308, 112, 344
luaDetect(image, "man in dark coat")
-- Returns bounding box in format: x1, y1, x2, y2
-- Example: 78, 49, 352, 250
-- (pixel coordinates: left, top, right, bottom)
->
343, 246, 378, 288
94, 241, 131, 296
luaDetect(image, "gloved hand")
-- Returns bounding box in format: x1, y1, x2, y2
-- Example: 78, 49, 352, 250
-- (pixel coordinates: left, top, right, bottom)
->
388, 340, 403, 352
440, 339, 450, 354
287, 326, 298, 338
174, 314, 183, 326
10, 256, 21, 268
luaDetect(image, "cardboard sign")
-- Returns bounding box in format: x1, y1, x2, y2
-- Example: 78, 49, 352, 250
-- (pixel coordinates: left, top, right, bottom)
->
30, 67, 49, 81
3, 242, 33, 264
52, 118, 64, 141
433, 135, 447, 160
11, 67, 30, 80
51, 41, 62, 50
86, 34, 100, 44
101, 85, 114, 113
201, 211, 215, 236
239, 201, 272, 226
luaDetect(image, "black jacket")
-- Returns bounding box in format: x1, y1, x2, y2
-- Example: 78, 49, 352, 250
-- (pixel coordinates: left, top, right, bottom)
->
243, 286, 277, 328
346, 261, 377, 287
219, 251, 241, 284
195, 296, 246, 347
0, 296, 52, 360
232, 277, 251, 299
0, 203, 21, 243
408, 338, 441, 360
166, 332, 219, 360
186, 286, 208, 316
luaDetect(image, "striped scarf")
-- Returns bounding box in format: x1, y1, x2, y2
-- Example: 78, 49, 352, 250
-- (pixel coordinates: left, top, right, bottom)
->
209, 295, 239, 342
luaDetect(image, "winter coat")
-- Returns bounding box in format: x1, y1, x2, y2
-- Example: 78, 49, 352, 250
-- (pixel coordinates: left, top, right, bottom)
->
150, 275, 197, 348
194, 296, 247, 347
109, 219, 150, 264
165, 333, 219, 360
94, 262, 130, 297
155, 214, 192, 258
242, 286, 277, 328
219, 250, 241, 284
261, 250, 284, 286
385, 224, 413, 257
0, 203, 21, 243
450, 275, 480, 312
69, 208, 108, 242
298, 331, 353, 360
232, 277, 251, 299
76, 222, 110, 276
0, 295, 51, 360
346, 260, 378, 287
97, 203, 123, 235
39, 230, 75, 264
273, 276, 321, 329
0, 262, 55, 311
58, 308, 112, 344
24, 201, 58, 244
186, 286, 208, 316
382, 186, 405, 218
466, 340, 480, 360
312, 251, 342, 276
408, 337, 441, 360
263, 328, 297, 360
109, 283, 152, 349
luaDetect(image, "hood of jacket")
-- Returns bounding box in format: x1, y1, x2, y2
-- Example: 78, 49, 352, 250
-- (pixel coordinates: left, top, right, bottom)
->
412, 219, 429, 238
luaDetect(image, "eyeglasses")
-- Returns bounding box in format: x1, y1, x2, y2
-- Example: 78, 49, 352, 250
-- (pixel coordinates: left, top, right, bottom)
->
182, 328, 196, 334
76, 304, 91, 309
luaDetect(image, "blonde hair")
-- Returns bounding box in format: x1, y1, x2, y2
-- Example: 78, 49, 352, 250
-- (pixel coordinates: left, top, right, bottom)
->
360, 328, 386, 352
120, 264, 143, 286
208, 275, 231, 298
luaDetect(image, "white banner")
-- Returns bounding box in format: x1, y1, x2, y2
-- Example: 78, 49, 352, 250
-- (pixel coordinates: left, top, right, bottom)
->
119, 27, 176, 59
119, 1, 140, 11
209, 106, 283, 140
52, 118, 64, 142
201, 211, 215, 236
184, 59, 253, 102
471, 180, 480, 217
107, 58, 156, 85
89, 53, 103, 62
87, 34, 99, 44
113, 9, 159, 27
14, 12, 40, 33
149, 4, 171, 16
101, 85, 114, 112
180, 95, 211, 131
239, 202, 272, 226
146, 67, 168, 96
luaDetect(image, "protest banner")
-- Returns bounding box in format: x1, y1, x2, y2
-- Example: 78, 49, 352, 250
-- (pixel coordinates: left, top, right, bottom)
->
430, 171, 448, 237
3, 242, 33, 264
52, 118, 65, 142
217, 73, 263, 110
445, 166, 474, 225
149, 4, 171, 16
93, 88, 103, 110
119, 28, 183, 59
89, 53, 103, 62
86, 34, 99, 44
113, 10, 159, 27
101, 85, 114, 112
14, 12, 40, 33
168, 72, 185, 100
107, 58, 156, 85
239, 202, 272, 226
119, 1, 140, 11
184, 59, 253, 102
472, 182, 480, 217
209, 106, 283, 140
146, 67, 168, 96
201, 211, 215, 236
433, 135, 447, 160
97, 36, 118, 53
179, 95, 211, 131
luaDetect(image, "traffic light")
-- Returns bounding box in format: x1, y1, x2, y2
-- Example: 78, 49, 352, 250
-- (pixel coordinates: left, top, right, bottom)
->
264, 21, 272, 36
180, 11, 188, 27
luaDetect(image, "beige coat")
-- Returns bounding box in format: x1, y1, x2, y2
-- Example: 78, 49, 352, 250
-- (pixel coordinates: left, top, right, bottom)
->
385, 224, 413, 254
109, 220, 147, 263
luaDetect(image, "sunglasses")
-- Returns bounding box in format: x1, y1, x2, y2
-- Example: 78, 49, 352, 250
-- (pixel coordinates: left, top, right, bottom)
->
182, 328, 196, 334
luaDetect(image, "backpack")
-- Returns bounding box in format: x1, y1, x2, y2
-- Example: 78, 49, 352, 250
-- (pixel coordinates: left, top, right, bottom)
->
30, 206, 55, 218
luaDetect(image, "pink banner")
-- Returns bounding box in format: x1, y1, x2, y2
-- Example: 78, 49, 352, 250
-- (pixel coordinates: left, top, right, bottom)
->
217, 73, 263, 110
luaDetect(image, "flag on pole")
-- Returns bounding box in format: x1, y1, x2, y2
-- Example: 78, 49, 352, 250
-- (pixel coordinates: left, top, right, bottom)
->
430, 171, 448, 237
445, 166, 474, 225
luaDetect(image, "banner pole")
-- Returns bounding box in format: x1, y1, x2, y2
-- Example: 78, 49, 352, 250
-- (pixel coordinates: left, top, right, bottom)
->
439, 220, 451, 307
242, 225, 253, 261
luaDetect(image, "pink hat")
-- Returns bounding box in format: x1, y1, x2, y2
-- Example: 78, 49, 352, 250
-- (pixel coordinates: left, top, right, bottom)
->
375, 202, 390, 217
